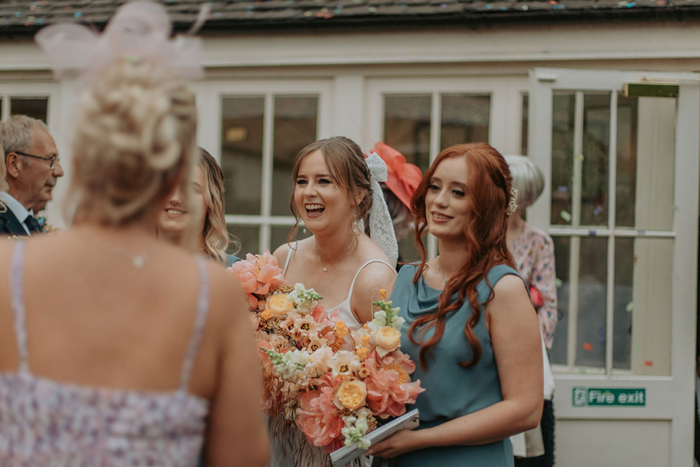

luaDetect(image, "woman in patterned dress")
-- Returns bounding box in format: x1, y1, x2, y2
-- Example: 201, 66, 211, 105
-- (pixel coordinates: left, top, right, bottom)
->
505, 155, 558, 467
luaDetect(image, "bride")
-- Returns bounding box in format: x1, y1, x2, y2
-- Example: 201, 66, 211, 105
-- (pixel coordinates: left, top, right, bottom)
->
271, 136, 399, 466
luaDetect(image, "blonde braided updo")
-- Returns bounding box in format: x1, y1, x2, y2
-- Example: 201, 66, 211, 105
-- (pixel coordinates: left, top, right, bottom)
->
69, 58, 197, 226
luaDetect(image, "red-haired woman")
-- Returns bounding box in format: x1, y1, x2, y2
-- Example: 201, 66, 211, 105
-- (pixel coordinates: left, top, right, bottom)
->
368, 143, 543, 467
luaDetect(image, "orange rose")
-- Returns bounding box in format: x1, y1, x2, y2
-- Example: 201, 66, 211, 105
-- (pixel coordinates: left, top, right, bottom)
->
268, 294, 293, 317
335, 380, 367, 410
374, 327, 401, 353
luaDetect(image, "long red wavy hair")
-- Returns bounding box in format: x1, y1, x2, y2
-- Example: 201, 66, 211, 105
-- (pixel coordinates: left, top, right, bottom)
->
409, 143, 517, 369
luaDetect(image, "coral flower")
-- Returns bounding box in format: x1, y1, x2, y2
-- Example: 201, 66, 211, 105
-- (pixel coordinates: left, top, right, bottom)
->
296, 374, 344, 449
364, 350, 424, 418
230, 251, 285, 309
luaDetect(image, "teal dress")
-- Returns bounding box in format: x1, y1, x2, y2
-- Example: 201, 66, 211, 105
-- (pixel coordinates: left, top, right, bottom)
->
387, 264, 521, 467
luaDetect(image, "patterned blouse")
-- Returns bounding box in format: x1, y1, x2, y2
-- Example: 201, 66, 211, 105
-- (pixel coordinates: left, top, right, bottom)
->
509, 222, 558, 349
0, 241, 211, 465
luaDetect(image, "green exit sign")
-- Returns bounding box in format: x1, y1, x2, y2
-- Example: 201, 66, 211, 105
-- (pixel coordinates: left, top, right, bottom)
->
573, 387, 646, 407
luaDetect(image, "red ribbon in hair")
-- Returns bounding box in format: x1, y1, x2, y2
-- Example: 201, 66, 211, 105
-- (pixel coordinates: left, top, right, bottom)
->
370, 142, 423, 210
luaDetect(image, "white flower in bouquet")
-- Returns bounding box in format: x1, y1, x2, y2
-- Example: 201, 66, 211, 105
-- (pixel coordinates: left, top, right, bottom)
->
288, 283, 322, 315
341, 411, 371, 450
329, 350, 361, 376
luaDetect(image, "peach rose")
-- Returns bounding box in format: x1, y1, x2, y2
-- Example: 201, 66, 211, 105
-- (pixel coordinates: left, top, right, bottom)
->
335, 380, 367, 411
373, 326, 401, 355
268, 293, 293, 317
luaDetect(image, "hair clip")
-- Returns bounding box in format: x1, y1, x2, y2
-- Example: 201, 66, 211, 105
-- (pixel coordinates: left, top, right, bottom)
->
506, 187, 518, 217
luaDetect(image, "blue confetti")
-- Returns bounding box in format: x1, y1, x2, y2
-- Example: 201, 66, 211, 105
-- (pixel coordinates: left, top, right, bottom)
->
74, 11, 82, 18
38, 18, 44, 24
486, 4, 493, 9
626, 1, 636, 6
14, 12, 21, 17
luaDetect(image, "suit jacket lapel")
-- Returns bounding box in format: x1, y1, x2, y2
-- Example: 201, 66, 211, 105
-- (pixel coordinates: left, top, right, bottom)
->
0, 209, 29, 237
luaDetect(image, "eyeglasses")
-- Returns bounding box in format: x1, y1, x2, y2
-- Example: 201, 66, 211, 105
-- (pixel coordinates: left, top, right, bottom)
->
15, 151, 60, 170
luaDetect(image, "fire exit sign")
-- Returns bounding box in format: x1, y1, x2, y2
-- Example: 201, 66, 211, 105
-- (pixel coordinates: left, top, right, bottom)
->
572, 387, 646, 407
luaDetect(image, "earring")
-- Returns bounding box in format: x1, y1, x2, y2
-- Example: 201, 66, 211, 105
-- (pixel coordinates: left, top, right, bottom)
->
303, 228, 307, 234
352, 214, 361, 236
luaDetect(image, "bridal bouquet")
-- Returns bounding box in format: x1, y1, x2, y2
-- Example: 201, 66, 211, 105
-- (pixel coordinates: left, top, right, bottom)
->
230, 252, 424, 453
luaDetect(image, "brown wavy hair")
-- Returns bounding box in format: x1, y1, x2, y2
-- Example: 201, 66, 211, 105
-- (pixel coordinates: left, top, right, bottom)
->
409, 143, 517, 369
287, 136, 372, 245
198, 148, 239, 264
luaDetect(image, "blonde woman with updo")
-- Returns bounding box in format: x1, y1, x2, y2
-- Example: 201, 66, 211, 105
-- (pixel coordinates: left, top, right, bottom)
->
0, 3, 267, 466
270, 136, 399, 466
158, 147, 241, 267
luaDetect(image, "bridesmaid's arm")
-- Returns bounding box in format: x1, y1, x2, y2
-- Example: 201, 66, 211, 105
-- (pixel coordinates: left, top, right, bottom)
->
368, 275, 542, 458
206, 268, 269, 466
350, 262, 397, 324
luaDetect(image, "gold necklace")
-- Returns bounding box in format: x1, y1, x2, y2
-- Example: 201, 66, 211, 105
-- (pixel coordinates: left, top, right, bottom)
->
315, 238, 356, 272
435, 256, 449, 285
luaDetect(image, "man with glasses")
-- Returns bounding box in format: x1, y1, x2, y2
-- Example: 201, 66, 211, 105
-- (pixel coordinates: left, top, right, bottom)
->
0, 115, 63, 236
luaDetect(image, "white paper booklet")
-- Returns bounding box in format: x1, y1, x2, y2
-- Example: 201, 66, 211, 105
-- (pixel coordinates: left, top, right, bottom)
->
330, 409, 420, 467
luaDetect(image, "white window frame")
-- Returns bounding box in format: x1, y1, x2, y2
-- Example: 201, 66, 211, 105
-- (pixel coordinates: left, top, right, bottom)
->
366, 76, 528, 257
192, 79, 333, 253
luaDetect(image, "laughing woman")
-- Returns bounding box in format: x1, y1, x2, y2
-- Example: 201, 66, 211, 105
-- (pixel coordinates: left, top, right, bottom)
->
271, 136, 398, 467
273, 136, 397, 331
368, 143, 543, 467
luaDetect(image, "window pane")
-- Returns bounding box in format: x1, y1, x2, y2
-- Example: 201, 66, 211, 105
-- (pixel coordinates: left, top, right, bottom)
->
271, 96, 318, 216
614, 237, 672, 375
551, 92, 575, 225
384, 95, 431, 174
221, 97, 264, 215
270, 224, 313, 253
521, 94, 528, 156
580, 94, 610, 226
440, 94, 490, 150
575, 237, 608, 369
11, 97, 48, 123
613, 238, 634, 370
615, 96, 638, 228
549, 236, 570, 366
229, 225, 259, 257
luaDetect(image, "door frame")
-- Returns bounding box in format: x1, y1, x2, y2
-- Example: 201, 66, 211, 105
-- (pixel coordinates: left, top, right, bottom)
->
528, 67, 699, 465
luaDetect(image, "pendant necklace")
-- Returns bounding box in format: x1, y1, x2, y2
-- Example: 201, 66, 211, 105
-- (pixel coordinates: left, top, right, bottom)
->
315, 239, 355, 272
90, 237, 152, 269
435, 256, 449, 285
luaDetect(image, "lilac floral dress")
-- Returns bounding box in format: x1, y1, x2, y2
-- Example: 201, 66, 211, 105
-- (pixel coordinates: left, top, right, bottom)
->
509, 222, 558, 349
0, 241, 210, 466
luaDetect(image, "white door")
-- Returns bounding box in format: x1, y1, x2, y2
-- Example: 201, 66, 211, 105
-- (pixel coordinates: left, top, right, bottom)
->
528, 68, 699, 466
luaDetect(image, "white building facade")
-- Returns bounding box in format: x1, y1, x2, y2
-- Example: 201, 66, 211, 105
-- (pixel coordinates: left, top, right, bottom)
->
0, 5, 698, 465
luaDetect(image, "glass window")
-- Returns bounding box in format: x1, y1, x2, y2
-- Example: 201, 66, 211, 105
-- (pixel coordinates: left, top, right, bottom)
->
440, 94, 490, 149
221, 96, 265, 216
551, 92, 576, 226
547, 89, 676, 377
10, 97, 48, 123
230, 225, 259, 259
384, 95, 431, 173
271, 96, 318, 216
580, 94, 610, 227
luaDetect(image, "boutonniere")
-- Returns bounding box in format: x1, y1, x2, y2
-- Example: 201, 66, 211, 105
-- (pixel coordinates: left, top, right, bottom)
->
36, 216, 61, 235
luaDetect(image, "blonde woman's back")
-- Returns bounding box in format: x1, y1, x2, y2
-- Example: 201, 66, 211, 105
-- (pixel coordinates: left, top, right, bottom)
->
0, 227, 268, 466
